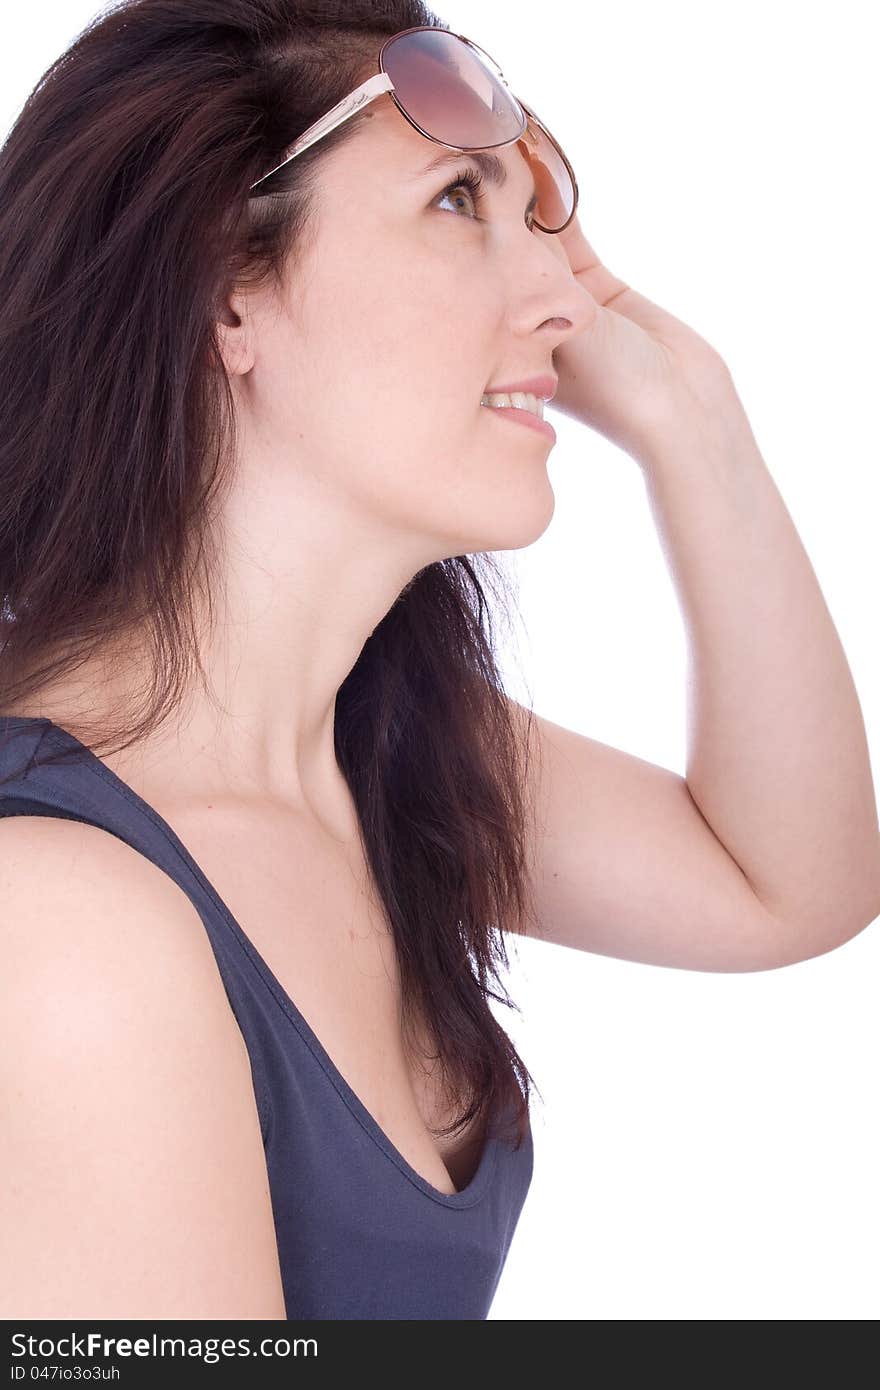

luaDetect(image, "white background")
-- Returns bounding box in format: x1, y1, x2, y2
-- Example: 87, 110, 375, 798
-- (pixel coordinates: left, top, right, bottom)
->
4, 2, 878, 1320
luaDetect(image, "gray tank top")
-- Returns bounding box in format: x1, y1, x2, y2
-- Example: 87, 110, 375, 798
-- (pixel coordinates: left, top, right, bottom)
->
0, 717, 534, 1319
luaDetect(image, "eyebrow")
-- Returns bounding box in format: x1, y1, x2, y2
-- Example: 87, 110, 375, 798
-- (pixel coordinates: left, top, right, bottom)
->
414, 149, 539, 215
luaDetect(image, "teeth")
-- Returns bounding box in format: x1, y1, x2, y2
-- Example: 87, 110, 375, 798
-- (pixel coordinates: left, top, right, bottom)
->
481, 391, 544, 419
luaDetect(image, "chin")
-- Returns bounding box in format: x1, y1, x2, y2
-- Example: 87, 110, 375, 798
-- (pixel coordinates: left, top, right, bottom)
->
499, 475, 556, 550
502, 496, 557, 551
451, 480, 557, 556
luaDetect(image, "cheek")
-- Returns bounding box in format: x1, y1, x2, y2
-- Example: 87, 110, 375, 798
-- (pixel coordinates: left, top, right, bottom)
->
298, 233, 499, 409
277, 251, 529, 508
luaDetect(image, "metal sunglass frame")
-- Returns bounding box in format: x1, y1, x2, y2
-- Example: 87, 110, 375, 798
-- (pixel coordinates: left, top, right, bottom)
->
248, 25, 578, 235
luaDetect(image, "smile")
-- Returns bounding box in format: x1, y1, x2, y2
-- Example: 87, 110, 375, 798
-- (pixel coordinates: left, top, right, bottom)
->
480, 391, 545, 419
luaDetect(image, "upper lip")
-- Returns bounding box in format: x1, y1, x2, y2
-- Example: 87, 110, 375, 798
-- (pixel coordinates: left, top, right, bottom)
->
483, 373, 558, 402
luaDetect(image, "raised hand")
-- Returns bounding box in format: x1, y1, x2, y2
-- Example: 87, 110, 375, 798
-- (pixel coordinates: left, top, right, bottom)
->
545, 211, 747, 466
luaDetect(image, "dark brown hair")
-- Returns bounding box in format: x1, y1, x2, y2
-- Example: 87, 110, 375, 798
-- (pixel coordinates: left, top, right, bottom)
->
0, 0, 543, 1149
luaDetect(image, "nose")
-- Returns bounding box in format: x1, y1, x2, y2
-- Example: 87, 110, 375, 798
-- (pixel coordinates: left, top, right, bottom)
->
526, 232, 598, 343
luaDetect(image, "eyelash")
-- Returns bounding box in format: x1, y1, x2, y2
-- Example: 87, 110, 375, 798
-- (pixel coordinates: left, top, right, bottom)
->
437, 165, 488, 222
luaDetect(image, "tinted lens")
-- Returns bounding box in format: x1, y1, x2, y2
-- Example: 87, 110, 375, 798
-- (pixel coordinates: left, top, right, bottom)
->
382, 30, 575, 233
517, 103, 577, 233
383, 29, 525, 147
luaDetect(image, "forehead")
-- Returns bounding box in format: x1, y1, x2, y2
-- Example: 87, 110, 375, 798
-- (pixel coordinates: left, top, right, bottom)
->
338, 96, 537, 196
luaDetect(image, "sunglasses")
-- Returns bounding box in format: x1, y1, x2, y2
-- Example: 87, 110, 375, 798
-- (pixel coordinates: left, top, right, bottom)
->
248, 25, 578, 235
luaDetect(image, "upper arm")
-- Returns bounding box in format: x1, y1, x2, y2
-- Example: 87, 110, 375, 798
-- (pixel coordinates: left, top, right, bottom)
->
508, 698, 866, 973
0, 817, 286, 1319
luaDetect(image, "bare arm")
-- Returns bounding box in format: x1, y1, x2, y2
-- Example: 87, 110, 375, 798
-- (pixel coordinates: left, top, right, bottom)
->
0, 817, 286, 1320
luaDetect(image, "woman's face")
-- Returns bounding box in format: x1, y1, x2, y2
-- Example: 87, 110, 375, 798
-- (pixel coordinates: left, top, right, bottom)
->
226, 89, 596, 563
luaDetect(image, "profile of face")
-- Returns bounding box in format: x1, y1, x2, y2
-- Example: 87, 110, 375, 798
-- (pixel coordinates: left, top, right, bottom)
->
217, 83, 597, 569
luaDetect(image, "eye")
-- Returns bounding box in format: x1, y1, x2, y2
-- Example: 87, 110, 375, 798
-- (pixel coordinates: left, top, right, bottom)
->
434, 165, 539, 230
435, 166, 488, 222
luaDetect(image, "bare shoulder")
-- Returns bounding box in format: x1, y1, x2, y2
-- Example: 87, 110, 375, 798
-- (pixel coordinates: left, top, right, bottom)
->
0, 814, 233, 1019
0, 814, 286, 1319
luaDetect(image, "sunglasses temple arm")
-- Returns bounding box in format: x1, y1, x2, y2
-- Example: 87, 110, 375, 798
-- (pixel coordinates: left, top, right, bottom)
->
250, 72, 395, 191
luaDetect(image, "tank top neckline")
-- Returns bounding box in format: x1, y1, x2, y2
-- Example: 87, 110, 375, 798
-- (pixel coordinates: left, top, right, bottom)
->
2, 715, 504, 1209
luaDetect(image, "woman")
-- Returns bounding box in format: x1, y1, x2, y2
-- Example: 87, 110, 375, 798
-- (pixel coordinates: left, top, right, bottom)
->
1, 0, 878, 1322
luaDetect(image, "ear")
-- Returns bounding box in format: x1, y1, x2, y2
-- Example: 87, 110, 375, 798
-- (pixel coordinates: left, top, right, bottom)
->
215, 284, 257, 378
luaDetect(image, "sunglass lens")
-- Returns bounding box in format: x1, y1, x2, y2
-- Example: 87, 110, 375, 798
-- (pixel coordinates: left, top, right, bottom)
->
383, 29, 525, 147
518, 107, 577, 233
383, 30, 575, 233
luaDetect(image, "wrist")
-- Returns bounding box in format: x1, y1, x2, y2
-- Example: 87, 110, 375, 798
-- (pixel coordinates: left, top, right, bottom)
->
637, 378, 764, 480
